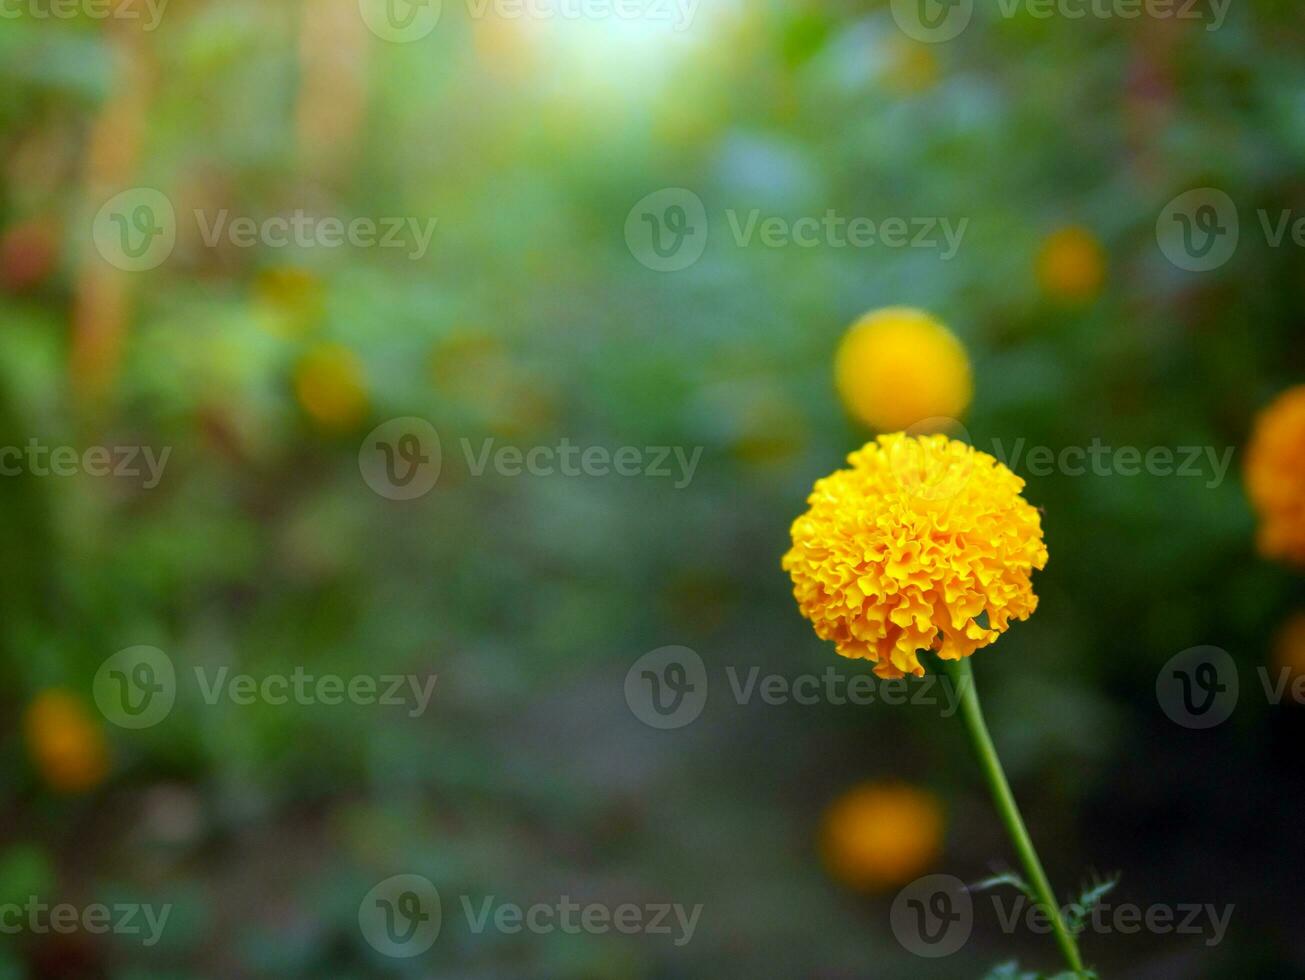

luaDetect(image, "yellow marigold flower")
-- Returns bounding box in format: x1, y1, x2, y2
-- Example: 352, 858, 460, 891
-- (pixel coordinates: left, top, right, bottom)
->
24, 690, 110, 794
834, 307, 971, 433
783, 433, 1047, 678
1271, 612, 1305, 688
821, 782, 943, 891
294, 342, 369, 432
1245, 385, 1305, 564
1036, 225, 1105, 303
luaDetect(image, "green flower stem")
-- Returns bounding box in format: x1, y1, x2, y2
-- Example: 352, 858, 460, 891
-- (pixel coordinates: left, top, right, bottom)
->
941, 656, 1087, 978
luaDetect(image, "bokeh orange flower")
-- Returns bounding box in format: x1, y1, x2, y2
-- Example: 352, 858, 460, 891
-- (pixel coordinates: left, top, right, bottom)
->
1245, 385, 1305, 564
834, 307, 971, 432
821, 782, 944, 891
1035, 225, 1105, 303
294, 342, 369, 432
783, 433, 1047, 678
24, 689, 110, 794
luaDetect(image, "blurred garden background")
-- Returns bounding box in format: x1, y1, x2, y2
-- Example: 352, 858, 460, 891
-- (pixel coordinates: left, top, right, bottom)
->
1, 0, 1305, 976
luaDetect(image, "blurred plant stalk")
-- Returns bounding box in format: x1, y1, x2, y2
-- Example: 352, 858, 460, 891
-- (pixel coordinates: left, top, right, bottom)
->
71, 21, 156, 408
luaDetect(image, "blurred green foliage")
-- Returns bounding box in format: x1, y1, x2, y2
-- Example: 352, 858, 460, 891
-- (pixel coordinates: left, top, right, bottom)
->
0, 0, 1304, 977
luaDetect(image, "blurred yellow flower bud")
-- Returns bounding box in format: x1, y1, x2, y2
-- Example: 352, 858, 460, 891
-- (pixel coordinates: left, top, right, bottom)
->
821, 782, 944, 890
1245, 385, 1305, 565
834, 307, 972, 433
294, 342, 369, 432
24, 690, 110, 794
1036, 226, 1105, 303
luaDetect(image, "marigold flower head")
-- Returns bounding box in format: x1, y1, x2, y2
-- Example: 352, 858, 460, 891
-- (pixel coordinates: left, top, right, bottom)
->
1036, 225, 1105, 303
783, 433, 1047, 678
834, 307, 971, 433
821, 782, 943, 891
294, 342, 369, 432
24, 690, 110, 794
1245, 385, 1305, 564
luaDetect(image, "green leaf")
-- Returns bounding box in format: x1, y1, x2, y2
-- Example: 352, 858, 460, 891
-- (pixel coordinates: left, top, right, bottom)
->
971, 870, 1039, 906
1064, 873, 1121, 934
